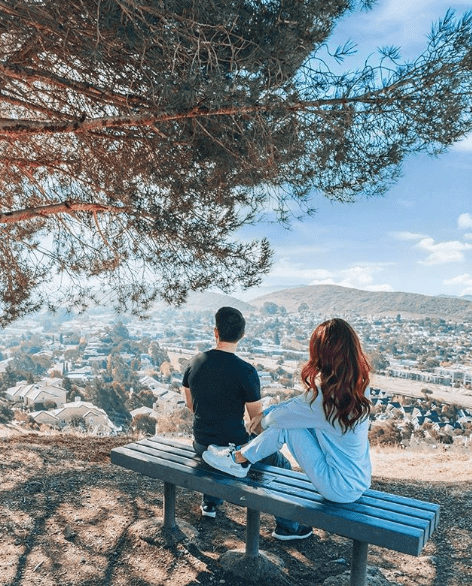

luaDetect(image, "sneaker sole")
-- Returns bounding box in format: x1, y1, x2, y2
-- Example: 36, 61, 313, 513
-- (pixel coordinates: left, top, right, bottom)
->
202, 451, 249, 478
272, 530, 312, 541
200, 507, 216, 518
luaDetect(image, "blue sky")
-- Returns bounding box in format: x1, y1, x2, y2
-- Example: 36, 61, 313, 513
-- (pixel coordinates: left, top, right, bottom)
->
236, 0, 472, 301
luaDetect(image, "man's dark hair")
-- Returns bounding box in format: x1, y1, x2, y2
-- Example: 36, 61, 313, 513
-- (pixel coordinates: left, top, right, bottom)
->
215, 306, 245, 343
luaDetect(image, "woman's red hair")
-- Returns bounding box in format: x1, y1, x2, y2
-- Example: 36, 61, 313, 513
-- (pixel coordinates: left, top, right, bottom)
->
300, 318, 371, 432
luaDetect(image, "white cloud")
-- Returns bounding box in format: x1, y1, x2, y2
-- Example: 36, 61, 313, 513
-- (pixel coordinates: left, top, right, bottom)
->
458, 213, 472, 230
341, 0, 470, 62
266, 259, 393, 292
337, 266, 394, 292
416, 238, 472, 265
308, 277, 337, 286
391, 231, 428, 241
464, 233, 472, 240
365, 283, 395, 292
452, 134, 472, 153
443, 273, 472, 295
270, 258, 334, 283
444, 274, 472, 285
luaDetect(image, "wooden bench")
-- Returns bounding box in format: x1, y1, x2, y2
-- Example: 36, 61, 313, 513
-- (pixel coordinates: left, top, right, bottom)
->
110, 435, 440, 586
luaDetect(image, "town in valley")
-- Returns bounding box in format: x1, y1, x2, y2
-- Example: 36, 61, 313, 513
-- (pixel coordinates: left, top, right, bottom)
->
1, 290, 472, 450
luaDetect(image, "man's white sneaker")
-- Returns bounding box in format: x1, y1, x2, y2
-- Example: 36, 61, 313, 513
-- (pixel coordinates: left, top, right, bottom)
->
202, 449, 250, 478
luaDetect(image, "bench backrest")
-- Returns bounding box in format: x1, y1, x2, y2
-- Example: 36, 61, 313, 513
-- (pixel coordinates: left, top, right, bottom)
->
110, 435, 440, 555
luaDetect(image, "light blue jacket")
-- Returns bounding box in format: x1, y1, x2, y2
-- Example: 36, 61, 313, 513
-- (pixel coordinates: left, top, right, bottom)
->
260, 387, 371, 502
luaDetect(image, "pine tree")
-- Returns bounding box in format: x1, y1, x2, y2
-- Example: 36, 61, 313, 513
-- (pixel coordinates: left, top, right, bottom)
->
0, 2, 471, 322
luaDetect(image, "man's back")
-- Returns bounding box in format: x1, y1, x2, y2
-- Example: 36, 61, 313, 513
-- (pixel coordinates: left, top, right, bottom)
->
183, 348, 260, 446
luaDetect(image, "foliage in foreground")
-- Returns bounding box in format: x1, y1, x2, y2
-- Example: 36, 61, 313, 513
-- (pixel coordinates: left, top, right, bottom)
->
1, 2, 472, 322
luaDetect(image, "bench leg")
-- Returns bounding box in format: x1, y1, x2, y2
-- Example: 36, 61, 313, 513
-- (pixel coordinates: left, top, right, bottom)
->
350, 540, 368, 586
163, 481, 176, 529
245, 508, 260, 558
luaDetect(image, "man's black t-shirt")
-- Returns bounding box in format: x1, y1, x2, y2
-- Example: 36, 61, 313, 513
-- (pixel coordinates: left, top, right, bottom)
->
182, 349, 261, 447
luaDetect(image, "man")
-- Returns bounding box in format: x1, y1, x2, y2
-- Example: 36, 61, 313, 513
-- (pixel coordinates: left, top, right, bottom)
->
182, 306, 311, 540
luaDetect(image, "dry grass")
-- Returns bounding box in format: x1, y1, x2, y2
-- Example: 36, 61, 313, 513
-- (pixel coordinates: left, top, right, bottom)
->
370, 445, 472, 482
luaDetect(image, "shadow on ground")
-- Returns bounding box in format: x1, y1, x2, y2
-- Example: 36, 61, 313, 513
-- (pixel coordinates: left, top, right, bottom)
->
1, 434, 470, 586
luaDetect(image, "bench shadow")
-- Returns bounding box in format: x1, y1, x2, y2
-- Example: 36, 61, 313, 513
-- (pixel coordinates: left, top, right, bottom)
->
193, 505, 352, 584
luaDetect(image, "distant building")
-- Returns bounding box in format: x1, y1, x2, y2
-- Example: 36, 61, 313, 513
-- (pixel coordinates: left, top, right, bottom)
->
5, 379, 67, 409
257, 371, 272, 387
435, 366, 472, 385
29, 410, 60, 426
32, 399, 118, 434
153, 390, 185, 413
139, 375, 168, 395
66, 366, 93, 382
130, 406, 158, 420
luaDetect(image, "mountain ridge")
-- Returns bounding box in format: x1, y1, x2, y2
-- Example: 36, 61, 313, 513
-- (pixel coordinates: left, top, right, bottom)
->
249, 284, 472, 320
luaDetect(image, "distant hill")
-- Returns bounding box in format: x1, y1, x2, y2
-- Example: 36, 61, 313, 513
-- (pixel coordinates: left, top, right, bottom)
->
172, 291, 256, 313
22, 292, 255, 325
437, 293, 472, 302
250, 284, 472, 320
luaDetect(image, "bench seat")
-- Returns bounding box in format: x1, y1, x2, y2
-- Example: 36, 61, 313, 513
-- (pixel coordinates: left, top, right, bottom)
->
111, 435, 440, 586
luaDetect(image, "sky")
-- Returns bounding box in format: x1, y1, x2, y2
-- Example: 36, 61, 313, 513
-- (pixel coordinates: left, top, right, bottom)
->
235, 0, 472, 301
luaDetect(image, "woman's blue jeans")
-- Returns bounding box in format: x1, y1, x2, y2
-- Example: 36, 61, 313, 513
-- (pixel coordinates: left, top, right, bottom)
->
194, 439, 300, 532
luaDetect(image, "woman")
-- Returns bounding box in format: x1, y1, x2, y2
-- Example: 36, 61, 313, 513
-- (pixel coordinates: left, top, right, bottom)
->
203, 318, 372, 504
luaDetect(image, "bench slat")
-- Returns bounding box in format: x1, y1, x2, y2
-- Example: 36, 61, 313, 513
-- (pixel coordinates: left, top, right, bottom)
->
141, 438, 439, 522
250, 466, 437, 521
127, 439, 437, 531
111, 440, 437, 555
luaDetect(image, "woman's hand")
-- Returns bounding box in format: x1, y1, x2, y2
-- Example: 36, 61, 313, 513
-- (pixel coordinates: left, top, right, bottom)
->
248, 413, 264, 435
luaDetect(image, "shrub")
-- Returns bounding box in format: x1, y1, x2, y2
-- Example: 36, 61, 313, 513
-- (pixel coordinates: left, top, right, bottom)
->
369, 421, 403, 446
70, 415, 86, 429
132, 413, 157, 436
155, 407, 192, 435
438, 434, 453, 444
0, 401, 13, 423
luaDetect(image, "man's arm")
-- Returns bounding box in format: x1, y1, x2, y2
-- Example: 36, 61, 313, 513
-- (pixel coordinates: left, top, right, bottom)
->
182, 386, 193, 412
245, 399, 262, 421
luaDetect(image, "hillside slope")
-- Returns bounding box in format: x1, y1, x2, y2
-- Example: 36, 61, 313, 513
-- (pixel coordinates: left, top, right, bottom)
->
250, 284, 472, 320
154, 291, 256, 313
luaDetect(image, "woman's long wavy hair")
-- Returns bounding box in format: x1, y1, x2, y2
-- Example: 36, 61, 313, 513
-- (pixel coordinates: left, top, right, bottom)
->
300, 318, 371, 432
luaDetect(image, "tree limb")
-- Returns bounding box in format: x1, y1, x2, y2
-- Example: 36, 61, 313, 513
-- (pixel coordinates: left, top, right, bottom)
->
0, 201, 125, 223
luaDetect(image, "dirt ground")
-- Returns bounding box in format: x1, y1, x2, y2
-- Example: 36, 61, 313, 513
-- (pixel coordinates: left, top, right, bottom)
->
1, 432, 471, 586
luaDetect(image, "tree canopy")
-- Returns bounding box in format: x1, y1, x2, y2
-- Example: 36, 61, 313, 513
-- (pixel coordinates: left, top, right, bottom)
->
1, 0, 472, 324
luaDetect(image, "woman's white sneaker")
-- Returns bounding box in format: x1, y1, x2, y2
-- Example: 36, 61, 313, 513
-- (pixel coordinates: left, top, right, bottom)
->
202, 448, 250, 478
207, 443, 236, 455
